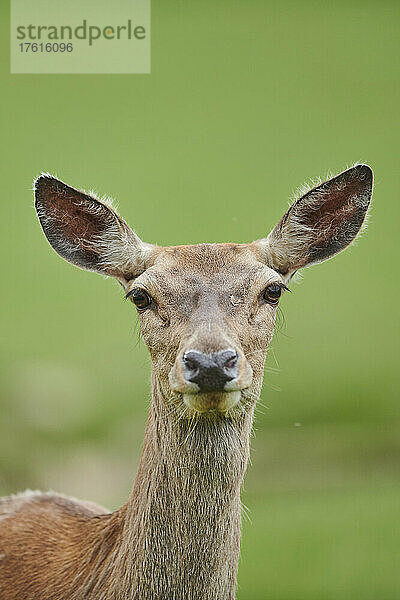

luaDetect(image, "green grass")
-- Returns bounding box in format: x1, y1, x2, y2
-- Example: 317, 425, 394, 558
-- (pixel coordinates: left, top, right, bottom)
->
0, 1, 399, 598
239, 485, 400, 600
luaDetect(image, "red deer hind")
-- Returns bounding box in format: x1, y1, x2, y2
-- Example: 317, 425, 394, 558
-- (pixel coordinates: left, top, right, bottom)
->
0, 165, 373, 599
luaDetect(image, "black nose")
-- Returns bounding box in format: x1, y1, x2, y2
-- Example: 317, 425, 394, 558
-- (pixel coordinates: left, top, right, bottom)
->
182, 349, 239, 393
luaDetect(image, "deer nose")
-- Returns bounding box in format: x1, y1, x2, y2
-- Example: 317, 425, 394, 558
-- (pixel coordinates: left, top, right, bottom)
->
182, 349, 239, 393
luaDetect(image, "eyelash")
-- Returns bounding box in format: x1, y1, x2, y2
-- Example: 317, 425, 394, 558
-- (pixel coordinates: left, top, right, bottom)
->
271, 282, 289, 292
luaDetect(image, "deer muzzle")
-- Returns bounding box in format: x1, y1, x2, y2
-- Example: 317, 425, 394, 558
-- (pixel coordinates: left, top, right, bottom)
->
182, 349, 239, 392
169, 344, 253, 414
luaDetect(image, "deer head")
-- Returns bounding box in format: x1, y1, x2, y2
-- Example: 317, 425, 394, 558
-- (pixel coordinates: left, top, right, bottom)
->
34, 165, 373, 418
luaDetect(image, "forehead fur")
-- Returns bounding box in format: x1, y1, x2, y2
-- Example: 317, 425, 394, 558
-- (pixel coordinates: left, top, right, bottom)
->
133, 243, 280, 302
154, 243, 262, 274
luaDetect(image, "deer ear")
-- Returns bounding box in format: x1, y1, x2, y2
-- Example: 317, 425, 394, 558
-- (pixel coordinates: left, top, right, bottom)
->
34, 175, 154, 282
254, 164, 373, 281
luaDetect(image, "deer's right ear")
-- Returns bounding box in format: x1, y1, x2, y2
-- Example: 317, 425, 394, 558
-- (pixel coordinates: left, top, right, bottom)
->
34, 175, 154, 283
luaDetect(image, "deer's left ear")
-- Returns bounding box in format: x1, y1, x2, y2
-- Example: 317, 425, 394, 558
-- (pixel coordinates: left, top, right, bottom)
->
253, 164, 373, 281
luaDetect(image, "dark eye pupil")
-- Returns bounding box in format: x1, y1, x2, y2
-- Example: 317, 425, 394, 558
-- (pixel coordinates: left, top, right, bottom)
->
264, 284, 282, 303
127, 289, 151, 309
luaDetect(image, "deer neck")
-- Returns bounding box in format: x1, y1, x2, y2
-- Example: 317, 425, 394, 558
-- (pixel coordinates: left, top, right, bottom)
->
112, 375, 254, 600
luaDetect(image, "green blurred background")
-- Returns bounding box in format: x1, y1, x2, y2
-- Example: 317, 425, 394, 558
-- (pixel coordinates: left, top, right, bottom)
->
1, 2, 399, 598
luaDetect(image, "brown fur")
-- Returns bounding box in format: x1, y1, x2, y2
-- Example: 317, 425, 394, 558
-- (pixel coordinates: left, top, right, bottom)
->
0, 165, 373, 599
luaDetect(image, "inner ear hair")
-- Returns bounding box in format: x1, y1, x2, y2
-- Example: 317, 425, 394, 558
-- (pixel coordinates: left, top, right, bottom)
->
256, 164, 373, 279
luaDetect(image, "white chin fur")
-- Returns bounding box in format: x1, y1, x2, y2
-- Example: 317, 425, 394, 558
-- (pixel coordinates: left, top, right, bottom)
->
183, 391, 241, 414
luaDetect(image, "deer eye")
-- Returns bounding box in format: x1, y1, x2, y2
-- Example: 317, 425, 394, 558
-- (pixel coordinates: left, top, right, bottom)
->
263, 283, 282, 305
126, 288, 152, 310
